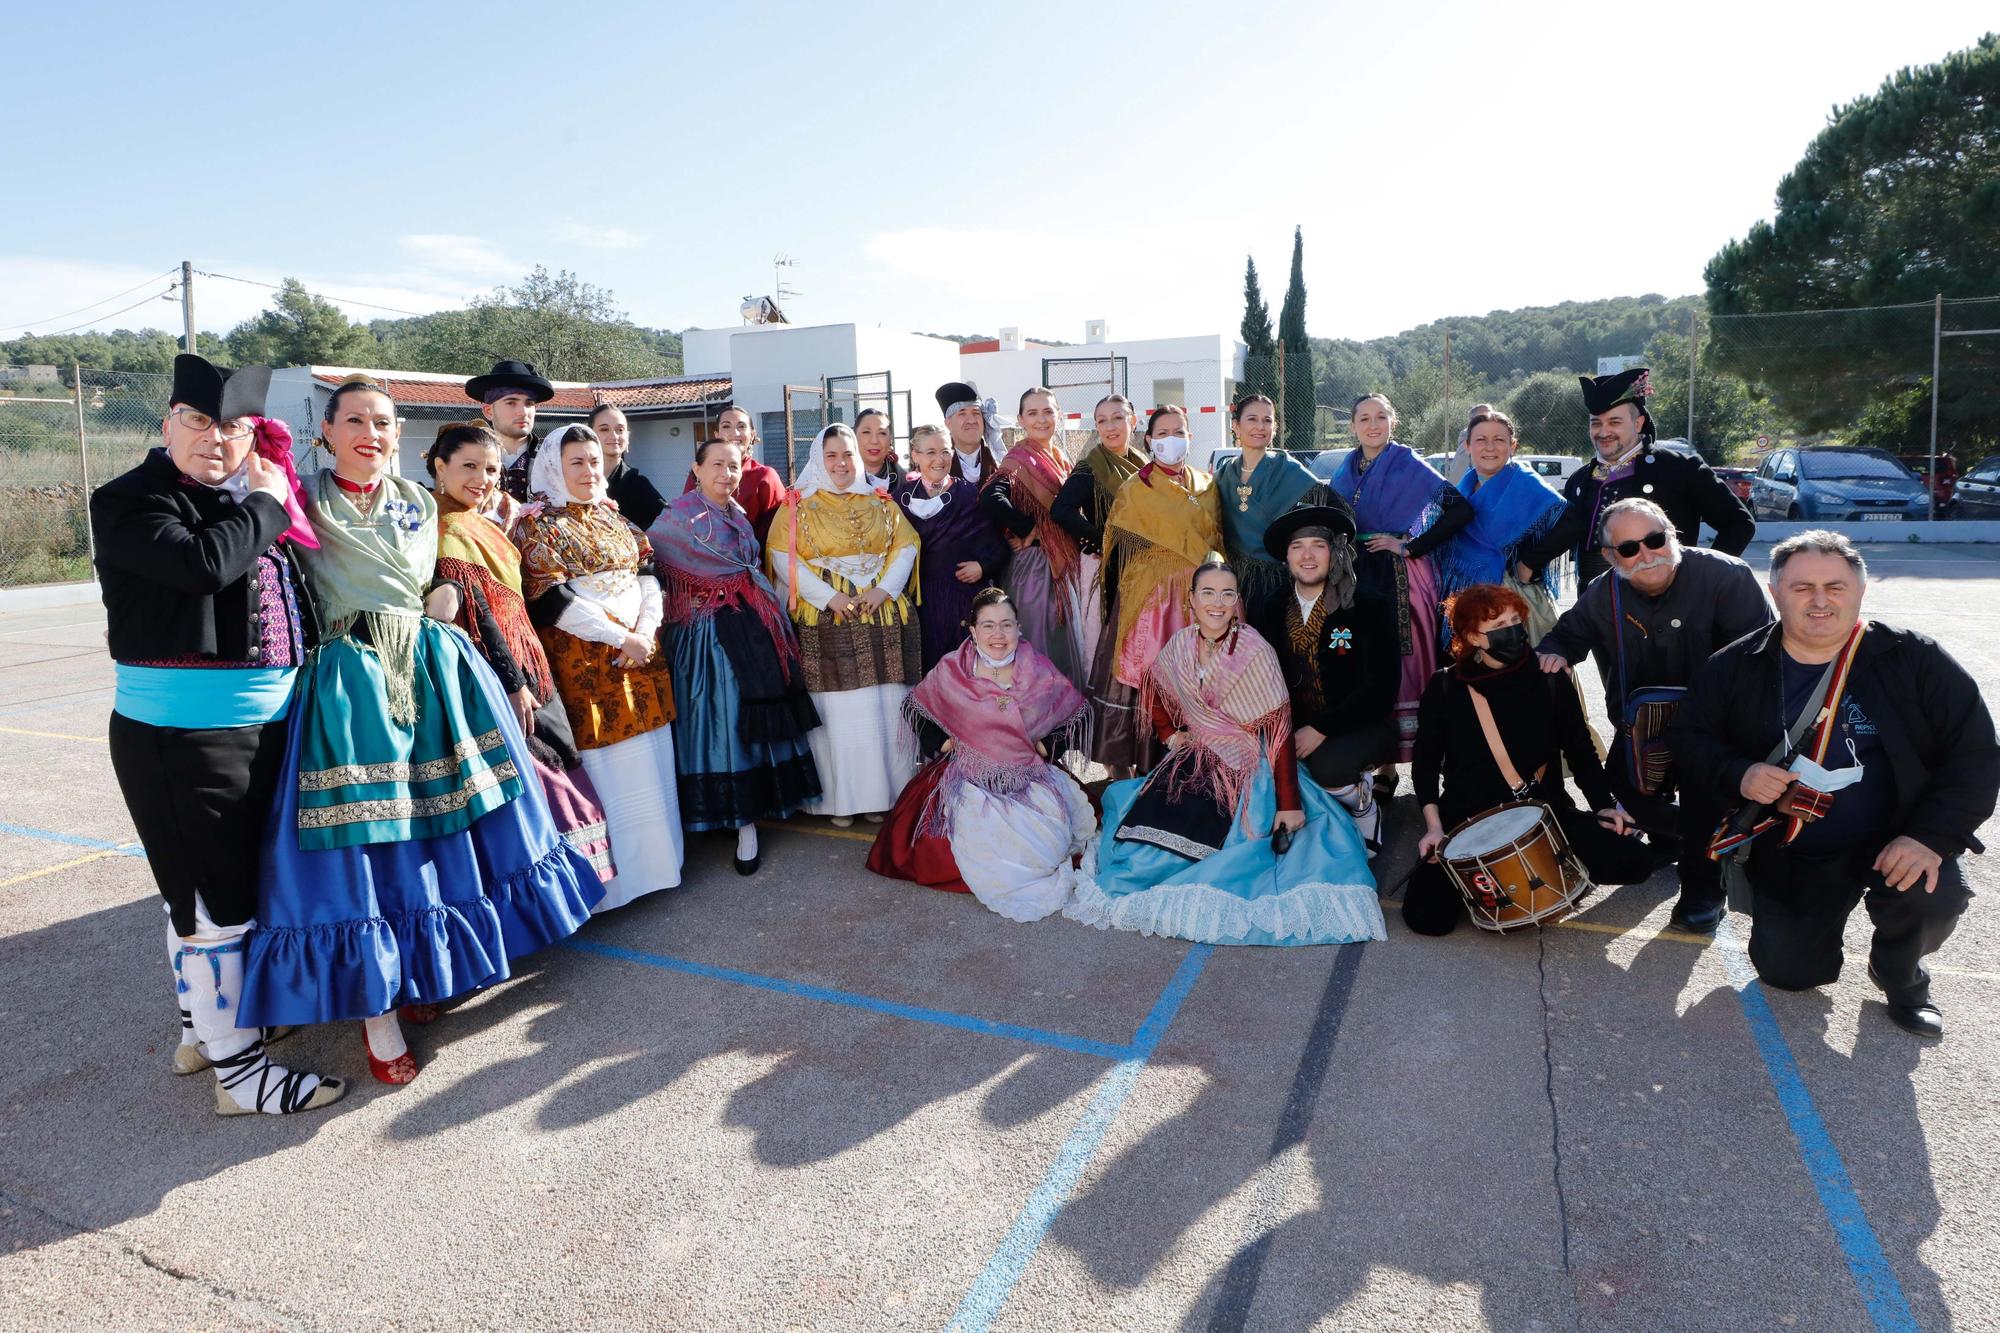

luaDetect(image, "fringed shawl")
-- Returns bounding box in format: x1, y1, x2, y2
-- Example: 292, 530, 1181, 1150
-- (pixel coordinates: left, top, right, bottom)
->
648, 490, 802, 678
1103, 464, 1224, 663
1081, 441, 1147, 510
1329, 442, 1448, 539
1215, 450, 1319, 566
516, 501, 649, 601
996, 437, 1083, 607
299, 471, 435, 725
1454, 461, 1568, 598
435, 495, 554, 701
1142, 622, 1292, 830
767, 486, 920, 628
903, 638, 1089, 837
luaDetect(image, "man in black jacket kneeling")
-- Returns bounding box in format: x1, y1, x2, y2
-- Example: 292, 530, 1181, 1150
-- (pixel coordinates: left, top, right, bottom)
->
1671, 531, 1999, 1037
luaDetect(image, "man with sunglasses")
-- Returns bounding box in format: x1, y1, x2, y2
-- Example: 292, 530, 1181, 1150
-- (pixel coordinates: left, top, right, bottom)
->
1514, 367, 1752, 588
1537, 498, 1772, 931
89, 354, 344, 1116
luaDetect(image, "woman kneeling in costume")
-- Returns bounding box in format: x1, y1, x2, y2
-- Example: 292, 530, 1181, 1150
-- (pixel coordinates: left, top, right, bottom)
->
1066, 559, 1383, 946
237, 379, 601, 1084
1403, 583, 1650, 936
867, 588, 1096, 920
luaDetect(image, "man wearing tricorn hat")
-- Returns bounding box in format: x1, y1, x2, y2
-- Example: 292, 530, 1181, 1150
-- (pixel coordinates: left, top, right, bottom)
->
1514, 367, 1752, 589
464, 358, 556, 503
935, 380, 1003, 486
1250, 500, 1399, 852
89, 353, 344, 1117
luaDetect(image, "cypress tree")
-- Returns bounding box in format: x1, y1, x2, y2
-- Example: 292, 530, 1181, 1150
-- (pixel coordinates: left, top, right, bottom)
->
1277, 227, 1313, 448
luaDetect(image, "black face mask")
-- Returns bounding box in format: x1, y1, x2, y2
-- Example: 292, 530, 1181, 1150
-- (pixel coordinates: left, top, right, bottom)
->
1483, 623, 1530, 664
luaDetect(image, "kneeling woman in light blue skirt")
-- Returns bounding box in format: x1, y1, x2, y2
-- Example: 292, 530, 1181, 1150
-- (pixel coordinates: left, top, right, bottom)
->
1066, 558, 1384, 946
237, 379, 601, 1085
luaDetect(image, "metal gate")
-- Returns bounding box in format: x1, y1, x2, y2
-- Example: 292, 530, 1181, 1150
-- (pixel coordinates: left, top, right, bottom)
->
1040, 355, 1128, 406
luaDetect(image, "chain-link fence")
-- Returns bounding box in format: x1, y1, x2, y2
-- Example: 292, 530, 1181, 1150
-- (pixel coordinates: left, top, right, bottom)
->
0, 364, 173, 587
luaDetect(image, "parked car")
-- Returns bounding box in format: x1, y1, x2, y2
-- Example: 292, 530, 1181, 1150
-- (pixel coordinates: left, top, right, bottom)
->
1896, 452, 1957, 509
1748, 446, 1930, 522
1307, 448, 1355, 482
1713, 466, 1755, 504
1519, 453, 1586, 482
1950, 454, 2000, 519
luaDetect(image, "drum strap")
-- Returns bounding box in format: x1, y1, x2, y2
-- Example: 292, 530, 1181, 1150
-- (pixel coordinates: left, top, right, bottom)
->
1468, 683, 1545, 798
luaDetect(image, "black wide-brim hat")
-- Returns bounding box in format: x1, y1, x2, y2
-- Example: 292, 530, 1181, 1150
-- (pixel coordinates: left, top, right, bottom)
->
935, 381, 980, 416
1264, 502, 1358, 562
465, 359, 555, 403
170, 353, 271, 421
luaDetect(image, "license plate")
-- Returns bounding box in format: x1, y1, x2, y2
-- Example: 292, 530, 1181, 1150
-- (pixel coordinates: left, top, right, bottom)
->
1859, 513, 1904, 521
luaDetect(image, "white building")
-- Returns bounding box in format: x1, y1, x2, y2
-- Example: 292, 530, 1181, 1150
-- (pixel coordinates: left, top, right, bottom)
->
683, 322, 964, 480
267, 365, 732, 483
956, 324, 1247, 467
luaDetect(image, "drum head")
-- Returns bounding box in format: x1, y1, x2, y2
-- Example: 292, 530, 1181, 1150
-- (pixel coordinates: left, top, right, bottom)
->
1444, 805, 1546, 859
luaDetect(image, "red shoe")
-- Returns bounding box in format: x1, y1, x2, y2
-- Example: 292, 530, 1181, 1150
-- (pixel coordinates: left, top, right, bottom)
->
398, 1002, 442, 1026
361, 1023, 419, 1085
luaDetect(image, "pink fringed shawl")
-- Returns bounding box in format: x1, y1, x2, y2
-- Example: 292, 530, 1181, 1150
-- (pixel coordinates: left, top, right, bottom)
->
1142, 622, 1292, 828
903, 638, 1089, 836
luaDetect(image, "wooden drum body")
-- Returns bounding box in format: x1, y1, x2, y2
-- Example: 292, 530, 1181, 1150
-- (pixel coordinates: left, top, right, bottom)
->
1439, 801, 1592, 932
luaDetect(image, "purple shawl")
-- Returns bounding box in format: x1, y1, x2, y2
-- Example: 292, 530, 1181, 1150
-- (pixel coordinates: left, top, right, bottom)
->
647, 489, 800, 671
1329, 442, 1450, 538
903, 637, 1089, 836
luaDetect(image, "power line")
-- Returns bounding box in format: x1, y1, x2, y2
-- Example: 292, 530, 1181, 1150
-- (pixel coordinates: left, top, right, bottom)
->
40, 286, 181, 338
194, 269, 444, 320
0, 268, 179, 335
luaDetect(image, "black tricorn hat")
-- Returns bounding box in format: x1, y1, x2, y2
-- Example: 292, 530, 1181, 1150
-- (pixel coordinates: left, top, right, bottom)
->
464, 359, 555, 403
935, 381, 980, 416
170, 353, 271, 420
1579, 367, 1654, 417
1264, 501, 1358, 562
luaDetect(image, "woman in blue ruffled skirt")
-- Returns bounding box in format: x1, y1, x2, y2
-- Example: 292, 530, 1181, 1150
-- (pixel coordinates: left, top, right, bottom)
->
237, 378, 601, 1084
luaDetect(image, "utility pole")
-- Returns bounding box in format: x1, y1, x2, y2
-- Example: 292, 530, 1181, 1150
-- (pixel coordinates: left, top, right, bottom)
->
1928, 293, 1942, 521
1686, 308, 1700, 456
180, 260, 196, 354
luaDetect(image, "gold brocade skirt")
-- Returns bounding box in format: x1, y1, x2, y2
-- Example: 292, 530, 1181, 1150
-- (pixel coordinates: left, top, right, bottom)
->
541, 629, 678, 750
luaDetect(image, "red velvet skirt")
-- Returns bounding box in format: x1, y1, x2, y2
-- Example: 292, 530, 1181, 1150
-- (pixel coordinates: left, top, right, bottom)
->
865, 762, 970, 894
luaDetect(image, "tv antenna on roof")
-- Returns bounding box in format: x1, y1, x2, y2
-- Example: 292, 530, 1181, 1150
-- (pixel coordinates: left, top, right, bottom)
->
774, 254, 801, 312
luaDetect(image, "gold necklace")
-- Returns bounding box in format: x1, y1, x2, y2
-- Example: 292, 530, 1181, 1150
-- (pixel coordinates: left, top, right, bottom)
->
1235, 451, 1259, 512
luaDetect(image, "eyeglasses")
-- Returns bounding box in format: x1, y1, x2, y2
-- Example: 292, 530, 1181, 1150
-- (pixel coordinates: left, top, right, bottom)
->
1608, 530, 1670, 559
976, 620, 1019, 632
170, 408, 255, 441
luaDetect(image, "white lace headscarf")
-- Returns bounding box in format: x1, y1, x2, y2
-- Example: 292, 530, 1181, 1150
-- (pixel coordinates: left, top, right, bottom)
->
530, 423, 606, 507
794, 424, 878, 499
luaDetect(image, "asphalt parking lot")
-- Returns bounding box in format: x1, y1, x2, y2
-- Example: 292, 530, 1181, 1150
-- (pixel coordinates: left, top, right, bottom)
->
2, 543, 1996, 1332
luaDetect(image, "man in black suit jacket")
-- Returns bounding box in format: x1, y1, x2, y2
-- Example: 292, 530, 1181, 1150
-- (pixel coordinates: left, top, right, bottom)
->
1251, 503, 1401, 852
89, 354, 343, 1117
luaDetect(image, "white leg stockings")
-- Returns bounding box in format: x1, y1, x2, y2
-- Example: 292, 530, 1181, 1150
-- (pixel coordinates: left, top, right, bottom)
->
178, 931, 343, 1116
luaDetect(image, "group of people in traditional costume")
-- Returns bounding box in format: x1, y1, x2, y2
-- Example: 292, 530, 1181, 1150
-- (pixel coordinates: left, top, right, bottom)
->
96, 353, 1998, 1118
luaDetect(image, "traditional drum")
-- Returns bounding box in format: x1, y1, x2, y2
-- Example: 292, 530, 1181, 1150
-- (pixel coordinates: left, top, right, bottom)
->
1439, 800, 1591, 932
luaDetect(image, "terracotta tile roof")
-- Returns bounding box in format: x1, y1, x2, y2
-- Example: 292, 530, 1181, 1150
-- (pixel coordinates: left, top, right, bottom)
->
309, 371, 731, 414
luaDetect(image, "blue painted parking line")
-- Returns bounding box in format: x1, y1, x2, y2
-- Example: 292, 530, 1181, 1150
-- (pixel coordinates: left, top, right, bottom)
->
563, 936, 1136, 1060
0, 821, 144, 856
946, 943, 1213, 1333
1717, 925, 1918, 1333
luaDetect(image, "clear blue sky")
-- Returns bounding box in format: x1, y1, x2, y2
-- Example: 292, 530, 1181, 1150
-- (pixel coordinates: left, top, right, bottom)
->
4, 1, 1992, 345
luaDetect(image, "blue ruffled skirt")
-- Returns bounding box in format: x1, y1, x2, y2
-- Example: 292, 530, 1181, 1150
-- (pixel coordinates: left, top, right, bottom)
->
239, 623, 603, 1026
1065, 760, 1385, 946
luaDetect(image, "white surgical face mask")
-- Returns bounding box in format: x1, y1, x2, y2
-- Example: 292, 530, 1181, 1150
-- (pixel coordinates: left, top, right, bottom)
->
1152, 434, 1189, 465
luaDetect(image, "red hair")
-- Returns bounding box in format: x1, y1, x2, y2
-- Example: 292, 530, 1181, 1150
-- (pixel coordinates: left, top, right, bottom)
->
1443, 583, 1533, 665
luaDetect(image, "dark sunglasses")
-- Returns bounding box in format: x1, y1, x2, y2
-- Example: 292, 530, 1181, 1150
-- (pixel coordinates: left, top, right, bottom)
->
1608, 530, 1670, 559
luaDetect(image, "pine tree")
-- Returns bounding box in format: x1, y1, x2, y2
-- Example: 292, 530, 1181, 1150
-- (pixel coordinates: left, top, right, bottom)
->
1240, 256, 1277, 404
1277, 227, 1313, 448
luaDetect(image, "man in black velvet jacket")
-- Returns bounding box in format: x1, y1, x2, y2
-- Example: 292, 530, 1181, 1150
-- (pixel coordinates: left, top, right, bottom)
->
1672, 530, 1999, 1038
88, 354, 342, 1116
1251, 503, 1401, 852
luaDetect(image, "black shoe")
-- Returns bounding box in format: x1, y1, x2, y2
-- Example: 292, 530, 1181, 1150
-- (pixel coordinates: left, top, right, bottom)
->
1867, 963, 1944, 1037
734, 854, 760, 877
1668, 901, 1725, 934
